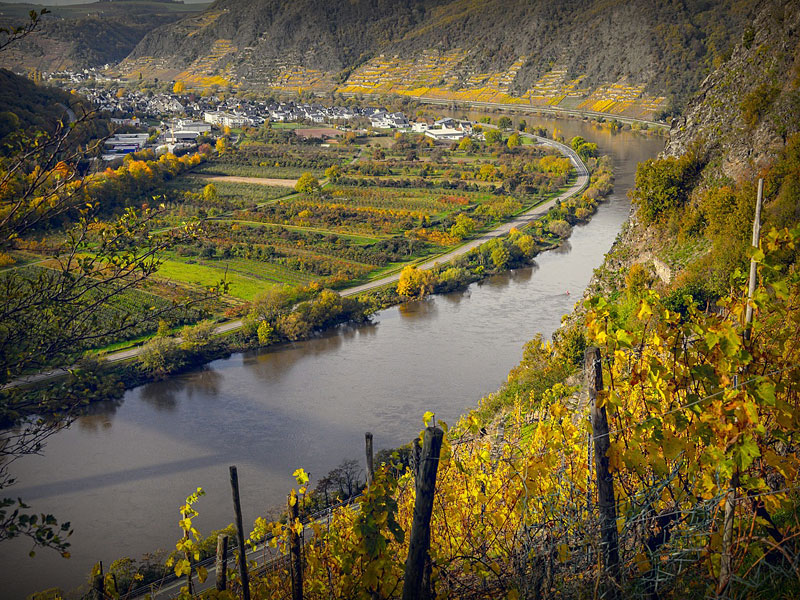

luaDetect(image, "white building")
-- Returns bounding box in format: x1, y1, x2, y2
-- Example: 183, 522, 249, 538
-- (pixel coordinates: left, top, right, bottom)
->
424, 128, 467, 142
203, 111, 253, 128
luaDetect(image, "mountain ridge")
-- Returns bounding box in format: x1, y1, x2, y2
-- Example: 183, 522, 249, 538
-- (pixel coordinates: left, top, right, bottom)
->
119, 0, 754, 118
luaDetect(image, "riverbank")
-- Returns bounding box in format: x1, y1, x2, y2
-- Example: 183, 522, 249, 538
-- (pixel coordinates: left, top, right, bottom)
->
9, 154, 606, 417
1, 122, 665, 600
2, 134, 591, 395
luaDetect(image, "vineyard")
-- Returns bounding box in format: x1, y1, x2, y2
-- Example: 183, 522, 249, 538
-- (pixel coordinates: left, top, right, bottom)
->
195, 142, 358, 180
1, 121, 593, 356
151, 232, 800, 600
163, 179, 292, 212
145, 128, 583, 305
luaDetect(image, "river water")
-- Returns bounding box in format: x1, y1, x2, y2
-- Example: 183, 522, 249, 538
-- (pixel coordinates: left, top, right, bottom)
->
1, 118, 663, 598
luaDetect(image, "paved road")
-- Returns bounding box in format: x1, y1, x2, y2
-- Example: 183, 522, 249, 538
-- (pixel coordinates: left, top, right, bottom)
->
3, 135, 588, 389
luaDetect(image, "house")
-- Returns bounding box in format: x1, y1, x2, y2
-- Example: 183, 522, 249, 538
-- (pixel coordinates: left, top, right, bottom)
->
424, 128, 467, 142
203, 111, 253, 128
411, 119, 430, 133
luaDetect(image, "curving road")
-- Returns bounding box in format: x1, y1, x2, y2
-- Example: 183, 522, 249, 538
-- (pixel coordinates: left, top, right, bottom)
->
343, 135, 588, 296
3, 135, 589, 388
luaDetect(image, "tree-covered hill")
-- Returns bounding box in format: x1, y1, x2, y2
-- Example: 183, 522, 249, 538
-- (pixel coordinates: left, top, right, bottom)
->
0, 68, 82, 142
0, 1, 208, 72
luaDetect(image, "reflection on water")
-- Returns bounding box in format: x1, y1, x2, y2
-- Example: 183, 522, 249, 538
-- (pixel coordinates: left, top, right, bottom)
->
440, 288, 471, 306
1, 121, 664, 600
551, 240, 572, 255
75, 399, 123, 431
137, 368, 224, 410
398, 297, 437, 318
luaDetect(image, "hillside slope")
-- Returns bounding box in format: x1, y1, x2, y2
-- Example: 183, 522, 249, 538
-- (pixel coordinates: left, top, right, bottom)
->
120, 0, 753, 118
591, 0, 800, 309
0, 1, 208, 72
664, 0, 800, 179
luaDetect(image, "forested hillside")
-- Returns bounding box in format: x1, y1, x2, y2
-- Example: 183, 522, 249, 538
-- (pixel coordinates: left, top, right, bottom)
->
0, 1, 207, 72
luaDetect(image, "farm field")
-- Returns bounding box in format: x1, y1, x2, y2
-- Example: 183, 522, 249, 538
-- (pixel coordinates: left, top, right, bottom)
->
7, 120, 591, 356
155, 258, 269, 301
153, 126, 581, 303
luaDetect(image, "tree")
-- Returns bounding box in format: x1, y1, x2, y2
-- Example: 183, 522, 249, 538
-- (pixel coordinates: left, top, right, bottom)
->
458, 136, 474, 153
324, 164, 342, 182
202, 183, 217, 203
397, 265, 435, 299
173, 81, 185, 94
295, 172, 320, 194
449, 213, 476, 240
547, 219, 572, 238
507, 132, 521, 149
249, 284, 296, 323
484, 129, 503, 144
215, 137, 228, 155
570, 136, 598, 161
629, 154, 701, 224
497, 116, 512, 129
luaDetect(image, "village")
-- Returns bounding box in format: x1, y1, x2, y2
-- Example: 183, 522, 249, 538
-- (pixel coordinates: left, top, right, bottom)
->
88, 80, 477, 161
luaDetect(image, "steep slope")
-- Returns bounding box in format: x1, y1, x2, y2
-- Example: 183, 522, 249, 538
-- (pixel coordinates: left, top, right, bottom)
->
121, 0, 752, 118
664, 0, 800, 179
0, 1, 208, 72
596, 0, 800, 307
0, 69, 76, 140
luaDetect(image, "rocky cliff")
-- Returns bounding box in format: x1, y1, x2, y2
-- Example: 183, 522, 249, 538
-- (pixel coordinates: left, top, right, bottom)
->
664, 0, 800, 180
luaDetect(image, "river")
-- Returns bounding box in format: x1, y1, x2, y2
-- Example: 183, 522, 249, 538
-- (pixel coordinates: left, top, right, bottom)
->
1, 118, 663, 598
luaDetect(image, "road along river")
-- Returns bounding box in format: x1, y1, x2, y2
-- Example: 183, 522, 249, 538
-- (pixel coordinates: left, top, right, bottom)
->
1, 118, 663, 598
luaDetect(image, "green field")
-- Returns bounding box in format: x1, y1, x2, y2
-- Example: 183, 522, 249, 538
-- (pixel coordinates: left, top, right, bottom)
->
156, 259, 270, 301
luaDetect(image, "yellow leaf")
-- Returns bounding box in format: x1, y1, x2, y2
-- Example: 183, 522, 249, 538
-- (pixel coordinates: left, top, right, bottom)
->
637, 300, 652, 320
634, 552, 651, 574
423, 411, 435, 427
557, 543, 570, 563
293, 468, 309, 485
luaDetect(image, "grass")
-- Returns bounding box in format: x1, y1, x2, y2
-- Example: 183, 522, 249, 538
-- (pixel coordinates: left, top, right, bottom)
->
156, 259, 269, 301
220, 258, 317, 285
215, 219, 386, 243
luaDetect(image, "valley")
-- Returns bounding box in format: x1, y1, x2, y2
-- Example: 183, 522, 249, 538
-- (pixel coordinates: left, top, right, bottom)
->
2, 0, 800, 599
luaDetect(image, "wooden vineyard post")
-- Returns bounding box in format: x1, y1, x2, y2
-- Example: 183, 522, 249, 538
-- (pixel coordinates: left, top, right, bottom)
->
289, 493, 303, 600
743, 178, 764, 337
216, 533, 229, 591
402, 426, 444, 600
366, 431, 375, 486
586, 347, 620, 596
91, 561, 104, 600
412, 437, 422, 479
718, 178, 763, 596
229, 466, 251, 600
